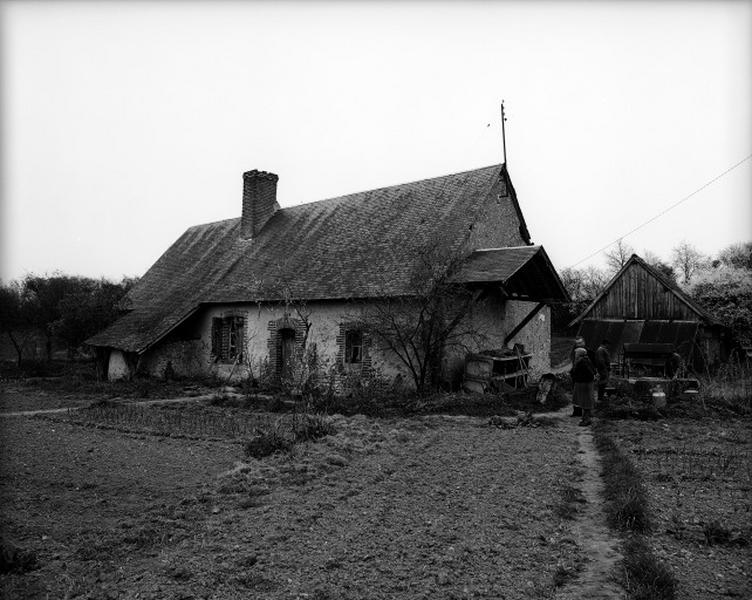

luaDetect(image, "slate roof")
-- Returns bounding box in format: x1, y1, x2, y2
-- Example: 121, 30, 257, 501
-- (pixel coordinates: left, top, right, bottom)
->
454, 246, 569, 302
88, 164, 558, 353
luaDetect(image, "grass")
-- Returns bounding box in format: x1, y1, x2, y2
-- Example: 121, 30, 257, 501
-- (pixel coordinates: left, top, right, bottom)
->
621, 536, 677, 600
244, 428, 293, 458
69, 402, 338, 457
593, 422, 679, 600
244, 413, 337, 458
71, 402, 279, 439
292, 413, 337, 442
699, 362, 752, 415
592, 422, 652, 533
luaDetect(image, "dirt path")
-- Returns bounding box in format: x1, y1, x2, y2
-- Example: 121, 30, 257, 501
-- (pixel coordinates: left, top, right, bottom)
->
0, 394, 212, 417
555, 418, 626, 600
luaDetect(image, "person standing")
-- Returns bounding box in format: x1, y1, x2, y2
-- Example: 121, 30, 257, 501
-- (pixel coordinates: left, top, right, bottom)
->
595, 339, 611, 404
572, 347, 596, 426
570, 336, 586, 417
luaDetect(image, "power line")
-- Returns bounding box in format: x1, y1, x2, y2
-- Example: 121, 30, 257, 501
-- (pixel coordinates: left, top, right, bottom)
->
569, 153, 752, 268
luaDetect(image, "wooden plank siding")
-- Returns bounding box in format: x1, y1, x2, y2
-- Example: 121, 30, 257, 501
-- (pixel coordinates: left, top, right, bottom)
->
588, 262, 699, 321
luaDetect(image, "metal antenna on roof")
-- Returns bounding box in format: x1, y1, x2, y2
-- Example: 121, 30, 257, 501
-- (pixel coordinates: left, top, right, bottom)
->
500, 100, 508, 166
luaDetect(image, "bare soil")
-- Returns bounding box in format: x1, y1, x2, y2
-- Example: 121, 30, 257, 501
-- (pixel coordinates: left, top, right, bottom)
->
5, 379, 747, 599
608, 418, 751, 599
0, 385, 96, 413
0, 378, 212, 414
1, 391, 584, 599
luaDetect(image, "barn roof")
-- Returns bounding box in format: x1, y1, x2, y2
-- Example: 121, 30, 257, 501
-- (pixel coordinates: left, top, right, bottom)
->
87, 164, 564, 354
568, 254, 717, 328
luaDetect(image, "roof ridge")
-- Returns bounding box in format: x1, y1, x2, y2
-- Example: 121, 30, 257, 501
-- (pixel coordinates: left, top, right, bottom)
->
279, 163, 503, 212
184, 164, 504, 231
473, 245, 539, 252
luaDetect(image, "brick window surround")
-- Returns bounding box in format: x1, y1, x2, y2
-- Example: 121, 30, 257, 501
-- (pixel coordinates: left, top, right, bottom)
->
266, 315, 307, 375
336, 322, 372, 374
211, 315, 245, 363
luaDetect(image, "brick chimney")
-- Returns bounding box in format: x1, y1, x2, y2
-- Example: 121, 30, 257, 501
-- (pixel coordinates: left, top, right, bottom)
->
241, 170, 279, 239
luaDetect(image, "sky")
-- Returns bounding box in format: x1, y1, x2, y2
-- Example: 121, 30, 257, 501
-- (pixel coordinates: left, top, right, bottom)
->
2, 0, 751, 283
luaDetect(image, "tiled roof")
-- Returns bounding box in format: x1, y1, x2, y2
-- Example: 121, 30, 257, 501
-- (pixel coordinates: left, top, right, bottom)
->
88, 164, 536, 353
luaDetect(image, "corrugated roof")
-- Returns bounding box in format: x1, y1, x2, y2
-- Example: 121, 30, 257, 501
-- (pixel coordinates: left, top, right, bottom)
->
91, 164, 545, 353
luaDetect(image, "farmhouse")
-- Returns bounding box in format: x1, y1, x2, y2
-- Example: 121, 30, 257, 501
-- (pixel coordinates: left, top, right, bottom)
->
87, 165, 569, 387
569, 254, 732, 374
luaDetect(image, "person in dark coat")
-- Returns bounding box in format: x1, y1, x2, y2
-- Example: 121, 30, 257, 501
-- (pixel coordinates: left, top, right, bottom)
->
594, 339, 611, 403
569, 336, 586, 417
572, 347, 595, 426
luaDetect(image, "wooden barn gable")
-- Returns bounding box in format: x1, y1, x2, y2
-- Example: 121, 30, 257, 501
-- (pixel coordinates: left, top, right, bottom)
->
569, 254, 715, 325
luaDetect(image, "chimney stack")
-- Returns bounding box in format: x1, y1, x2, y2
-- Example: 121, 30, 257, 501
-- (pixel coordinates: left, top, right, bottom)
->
241, 170, 279, 239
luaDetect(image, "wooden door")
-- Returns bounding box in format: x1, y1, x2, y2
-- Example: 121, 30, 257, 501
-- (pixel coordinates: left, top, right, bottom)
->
279, 329, 295, 379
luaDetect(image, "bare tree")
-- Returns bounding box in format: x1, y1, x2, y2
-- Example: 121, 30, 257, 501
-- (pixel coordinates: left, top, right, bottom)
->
581, 265, 610, 299
553, 265, 609, 331
642, 250, 677, 283
359, 242, 486, 394
604, 238, 634, 273
671, 241, 706, 285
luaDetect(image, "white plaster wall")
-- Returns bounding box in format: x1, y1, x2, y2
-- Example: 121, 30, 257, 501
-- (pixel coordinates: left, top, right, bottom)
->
108, 350, 133, 380
137, 298, 551, 384
138, 301, 405, 383
446, 297, 551, 383
503, 300, 552, 379
138, 339, 208, 379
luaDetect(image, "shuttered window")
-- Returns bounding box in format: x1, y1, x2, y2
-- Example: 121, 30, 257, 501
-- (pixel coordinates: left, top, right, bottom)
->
211, 316, 245, 363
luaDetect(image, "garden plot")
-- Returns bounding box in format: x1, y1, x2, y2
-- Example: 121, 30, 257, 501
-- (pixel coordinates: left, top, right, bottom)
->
1, 402, 582, 600
612, 418, 751, 600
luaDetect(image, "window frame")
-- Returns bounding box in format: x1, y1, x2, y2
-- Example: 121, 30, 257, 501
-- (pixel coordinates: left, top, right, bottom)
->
344, 328, 364, 364
211, 315, 245, 363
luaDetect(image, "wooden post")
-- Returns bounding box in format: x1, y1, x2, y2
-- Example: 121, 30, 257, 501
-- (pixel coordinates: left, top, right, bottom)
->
501, 101, 508, 166
504, 302, 546, 346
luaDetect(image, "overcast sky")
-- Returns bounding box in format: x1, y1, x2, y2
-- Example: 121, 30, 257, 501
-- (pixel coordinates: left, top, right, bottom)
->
2, 1, 751, 283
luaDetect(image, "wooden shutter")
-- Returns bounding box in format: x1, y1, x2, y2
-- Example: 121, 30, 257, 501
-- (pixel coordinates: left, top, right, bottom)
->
211, 318, 222, 361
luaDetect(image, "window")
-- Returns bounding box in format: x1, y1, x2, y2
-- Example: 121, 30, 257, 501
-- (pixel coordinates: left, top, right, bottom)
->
211, 316, 245, 363
344, 329, 363, 364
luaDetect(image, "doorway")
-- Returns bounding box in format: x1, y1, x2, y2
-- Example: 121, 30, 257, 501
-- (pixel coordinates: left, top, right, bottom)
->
279, 328, 296, 379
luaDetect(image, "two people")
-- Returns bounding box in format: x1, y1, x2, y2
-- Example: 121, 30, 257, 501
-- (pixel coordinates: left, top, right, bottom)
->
571, 338, 611, 426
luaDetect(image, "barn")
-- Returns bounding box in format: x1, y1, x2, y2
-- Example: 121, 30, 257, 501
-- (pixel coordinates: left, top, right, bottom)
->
569, 254, 733, 375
